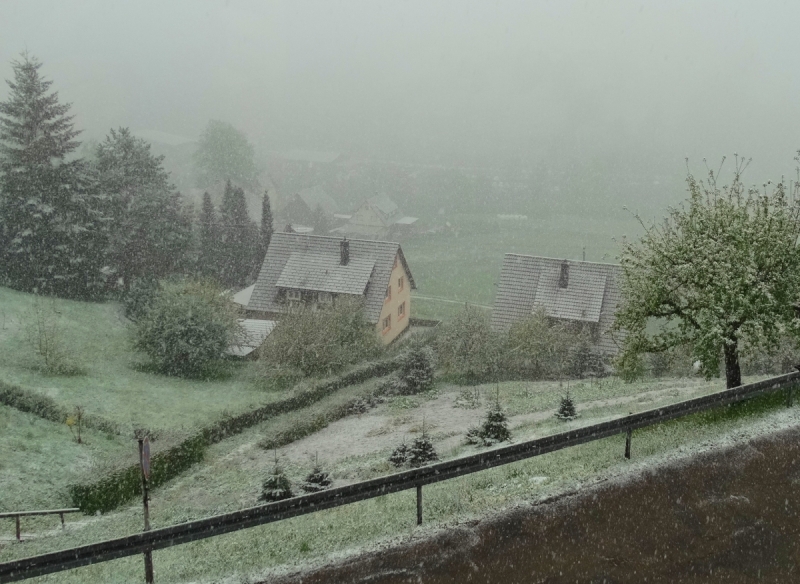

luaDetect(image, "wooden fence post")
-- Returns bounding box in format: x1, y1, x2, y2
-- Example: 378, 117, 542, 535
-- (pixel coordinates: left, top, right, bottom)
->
15, 516, 20, 541
787, 386, 794, 408
416, 485, 422, 525
624, 428, 632, 459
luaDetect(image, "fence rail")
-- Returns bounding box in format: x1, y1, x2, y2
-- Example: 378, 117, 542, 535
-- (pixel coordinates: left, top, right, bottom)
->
2, 371, 798, 583
0, 509, 80, 544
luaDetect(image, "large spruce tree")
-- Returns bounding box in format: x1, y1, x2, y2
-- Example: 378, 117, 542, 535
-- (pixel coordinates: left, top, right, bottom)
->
218, 180, 257, 287
0, 53, 107, 299
95, 127, 192, 289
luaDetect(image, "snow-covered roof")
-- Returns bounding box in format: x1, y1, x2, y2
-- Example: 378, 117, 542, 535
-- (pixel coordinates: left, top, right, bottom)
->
394, 216, 418, 225
248, 232, 416, 323
275, 252, 375, 295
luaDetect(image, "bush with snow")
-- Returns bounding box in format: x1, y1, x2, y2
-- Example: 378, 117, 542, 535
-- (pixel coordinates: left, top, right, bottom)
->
132, 280, 240, 378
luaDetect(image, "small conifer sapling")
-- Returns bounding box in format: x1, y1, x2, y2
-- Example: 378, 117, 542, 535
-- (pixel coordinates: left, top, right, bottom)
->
555, 391, 578, 421
260, 451, 293, 502
301, 454, 333, 493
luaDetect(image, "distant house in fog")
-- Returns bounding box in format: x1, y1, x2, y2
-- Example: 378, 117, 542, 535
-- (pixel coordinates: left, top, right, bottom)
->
491, 254, 624, 356
332, 195, 418, 240
278, 186, 342, 230
247, 232, 416, 344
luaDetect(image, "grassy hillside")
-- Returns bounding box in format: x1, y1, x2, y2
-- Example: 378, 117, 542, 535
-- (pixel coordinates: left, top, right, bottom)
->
2, 373, 789, 583
0, 286, 270, 434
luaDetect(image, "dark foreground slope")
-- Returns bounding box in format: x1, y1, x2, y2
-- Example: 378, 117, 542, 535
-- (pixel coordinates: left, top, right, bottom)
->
273, 425, 800, 583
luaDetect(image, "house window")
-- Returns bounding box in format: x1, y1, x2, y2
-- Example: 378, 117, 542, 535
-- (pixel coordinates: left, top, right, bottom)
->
318, 292, 333, 304
398, 276, 404, 291
286, 289, 302, 302
382, 314, 391, 333
385, 285, 391, 302
398, 302, 406, 320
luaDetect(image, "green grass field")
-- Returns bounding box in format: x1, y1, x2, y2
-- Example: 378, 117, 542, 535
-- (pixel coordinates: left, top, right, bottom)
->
0, 286, 273, 434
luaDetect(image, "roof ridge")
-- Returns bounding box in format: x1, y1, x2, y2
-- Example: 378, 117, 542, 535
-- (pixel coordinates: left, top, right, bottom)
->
504, 253, 621, 268
276, 231, 401, 247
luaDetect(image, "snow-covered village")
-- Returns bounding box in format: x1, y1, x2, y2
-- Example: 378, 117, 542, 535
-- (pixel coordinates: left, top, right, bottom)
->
3, 2, 800, 583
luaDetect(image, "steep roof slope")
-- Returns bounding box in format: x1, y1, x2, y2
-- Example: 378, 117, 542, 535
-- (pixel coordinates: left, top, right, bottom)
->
491, 254, 624, 355
248, 232, 416, 323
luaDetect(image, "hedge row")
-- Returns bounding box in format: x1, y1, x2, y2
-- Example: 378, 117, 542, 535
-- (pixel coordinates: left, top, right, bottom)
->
67, 355, 406, 514
0, 380, 121, 435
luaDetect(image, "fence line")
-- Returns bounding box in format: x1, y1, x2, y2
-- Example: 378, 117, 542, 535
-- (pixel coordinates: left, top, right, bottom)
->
0, 509, 80, 543
2, 371, 798, 583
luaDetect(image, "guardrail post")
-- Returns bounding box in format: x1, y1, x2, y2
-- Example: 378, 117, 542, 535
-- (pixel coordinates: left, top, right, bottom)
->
59, 513, 65, 529
624, 428, 632, 459
15, 516, 20, 541
416, 485, 422, 525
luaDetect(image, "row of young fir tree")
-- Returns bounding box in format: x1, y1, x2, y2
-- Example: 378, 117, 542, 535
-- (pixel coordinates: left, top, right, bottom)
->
0, 53, 272, 299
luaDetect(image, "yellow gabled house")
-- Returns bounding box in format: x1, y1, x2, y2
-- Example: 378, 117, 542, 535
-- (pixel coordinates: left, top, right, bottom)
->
247, 232, 416, 344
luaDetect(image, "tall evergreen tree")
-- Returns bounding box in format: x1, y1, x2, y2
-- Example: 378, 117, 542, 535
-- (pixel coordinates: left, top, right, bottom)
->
218, 181, 257, 287
198, 191, 220, 281
95, 127, 192, 289
253, 190, 273, 277
0, 53, 107, 299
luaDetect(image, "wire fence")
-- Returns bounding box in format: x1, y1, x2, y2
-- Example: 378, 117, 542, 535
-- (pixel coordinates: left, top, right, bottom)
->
2, 371, 798, 583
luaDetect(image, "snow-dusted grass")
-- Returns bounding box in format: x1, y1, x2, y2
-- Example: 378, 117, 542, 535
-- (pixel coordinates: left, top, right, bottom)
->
5, 373, 790, 583
0, 286, 275, 433
0, 405, 131, 514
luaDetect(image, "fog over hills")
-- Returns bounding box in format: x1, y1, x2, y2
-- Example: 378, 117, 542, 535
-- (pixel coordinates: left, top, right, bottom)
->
2, 0, 800, 215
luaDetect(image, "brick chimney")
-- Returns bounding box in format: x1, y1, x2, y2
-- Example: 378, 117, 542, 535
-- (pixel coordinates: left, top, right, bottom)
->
559, 260, 569, 288
340, 238, 350, 266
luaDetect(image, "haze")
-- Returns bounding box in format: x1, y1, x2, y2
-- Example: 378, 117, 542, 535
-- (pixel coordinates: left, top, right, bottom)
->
2, 0, 800, 210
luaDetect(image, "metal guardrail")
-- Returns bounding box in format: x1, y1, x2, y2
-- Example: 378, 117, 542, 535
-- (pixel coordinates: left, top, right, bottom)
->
1, 371, 798, 583
0, 509, 80, 543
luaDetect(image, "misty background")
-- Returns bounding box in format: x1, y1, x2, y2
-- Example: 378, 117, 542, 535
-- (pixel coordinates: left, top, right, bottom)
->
2, 0, 799, 223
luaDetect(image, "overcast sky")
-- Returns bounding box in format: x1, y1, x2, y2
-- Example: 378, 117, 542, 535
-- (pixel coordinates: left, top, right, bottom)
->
2, 0, 800, 177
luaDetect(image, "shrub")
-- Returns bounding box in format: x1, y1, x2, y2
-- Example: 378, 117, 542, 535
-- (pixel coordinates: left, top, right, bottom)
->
261, 297, 381, 376
260, 454, 293, 502
435, 304, 503, 382
132, 280, 241, 377
394, 346, 436, 395
555, 391, 578, 421
301, 459, 332, 493
24, 297, 85, 376
389, 441, 410, 467
566, 336, 606, 379
408, 435, 438, 467
466, 395, 511, 446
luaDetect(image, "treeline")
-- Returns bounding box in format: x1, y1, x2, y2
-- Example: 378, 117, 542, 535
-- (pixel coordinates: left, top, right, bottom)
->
0, 53, 271, 300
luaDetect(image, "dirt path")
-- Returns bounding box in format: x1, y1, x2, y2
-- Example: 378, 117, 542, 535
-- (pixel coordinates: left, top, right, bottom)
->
275, 382, 711, 470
